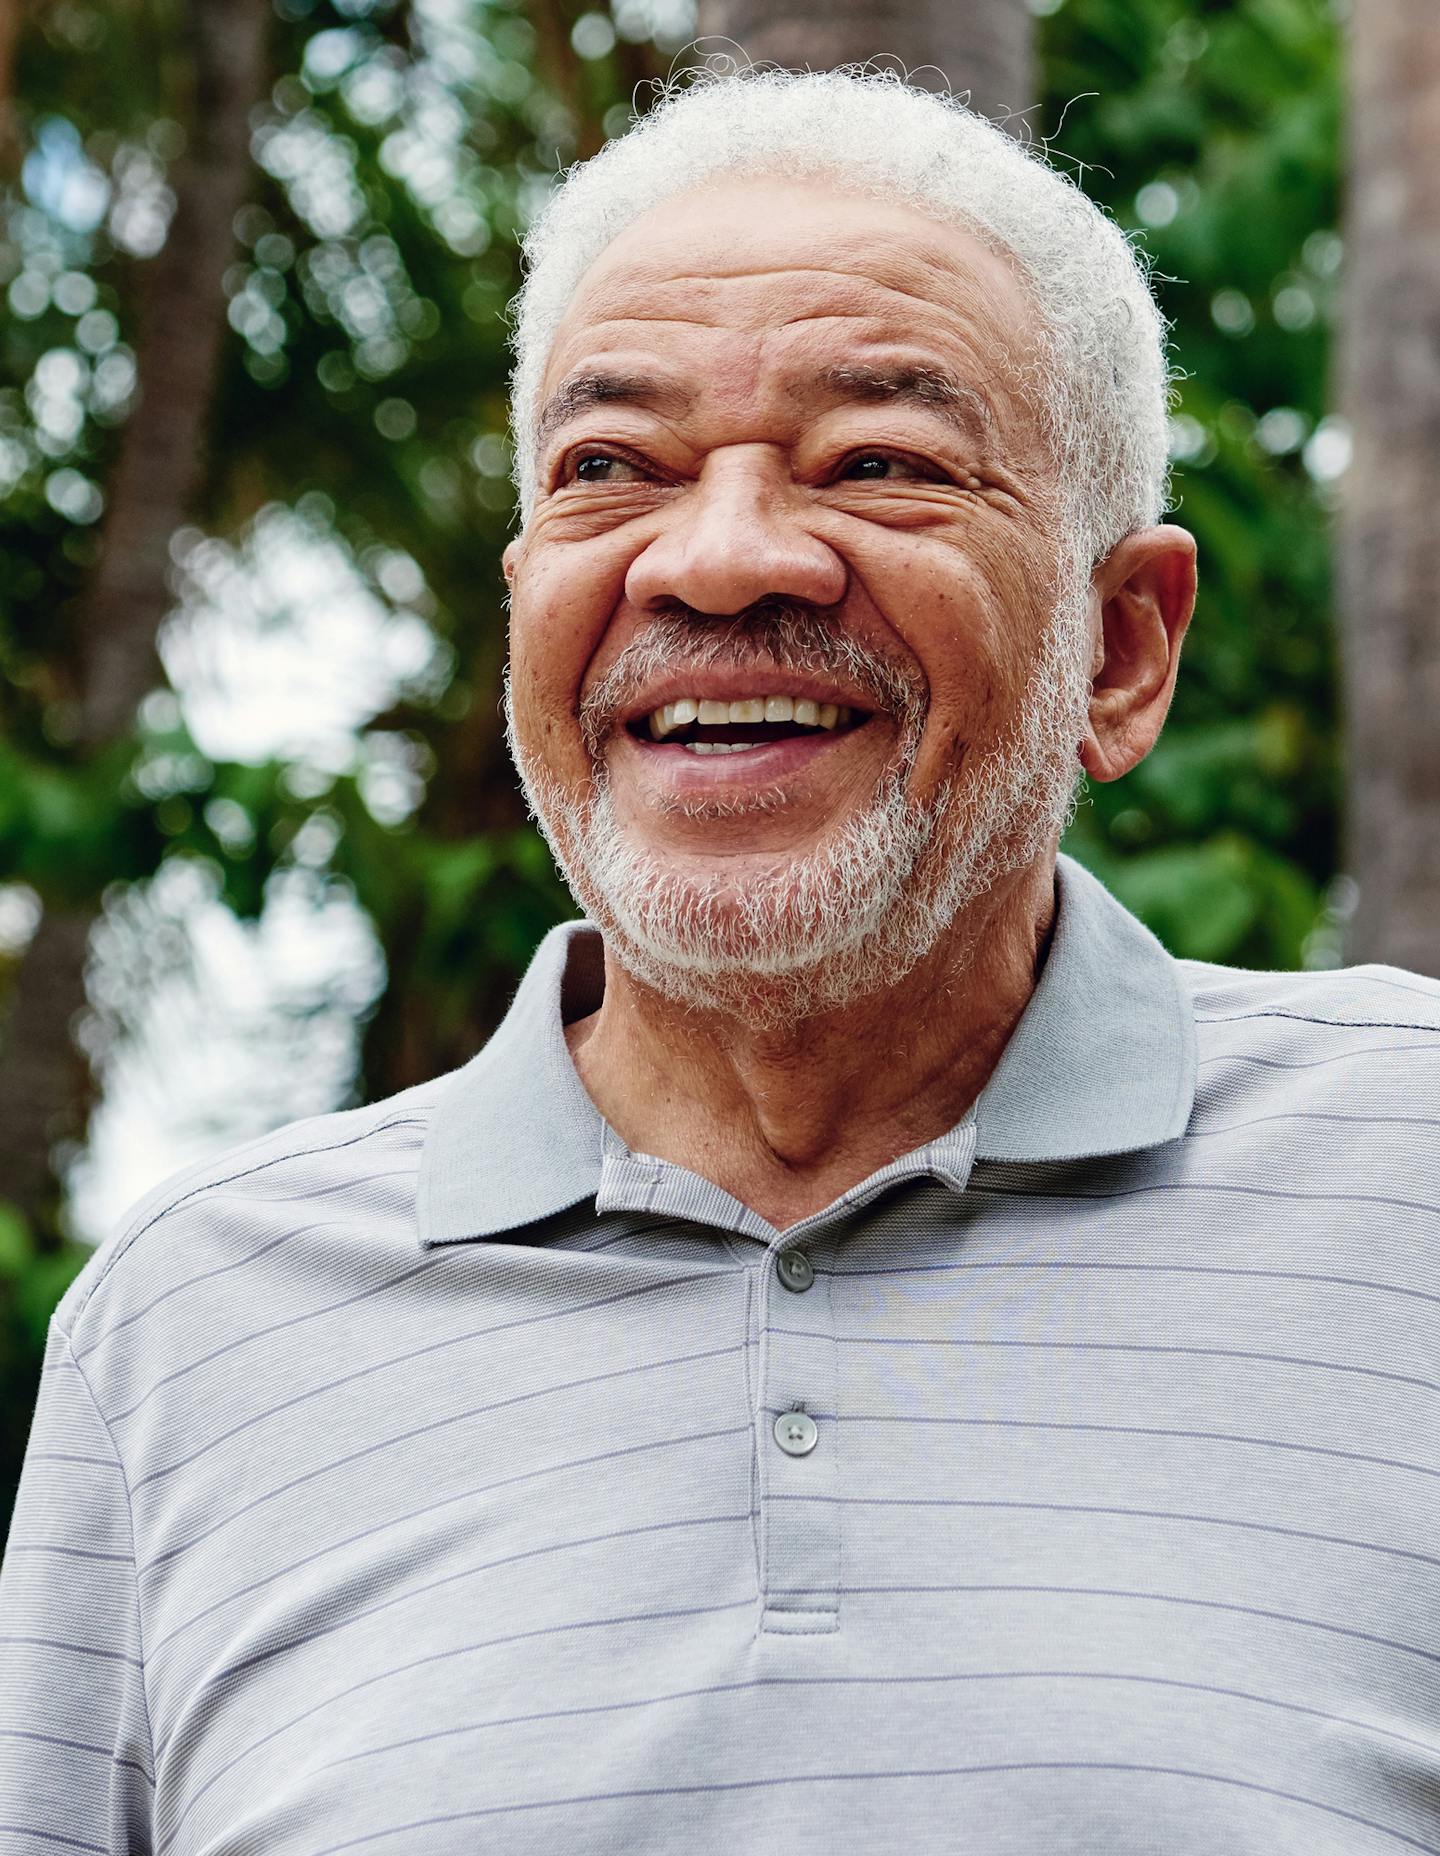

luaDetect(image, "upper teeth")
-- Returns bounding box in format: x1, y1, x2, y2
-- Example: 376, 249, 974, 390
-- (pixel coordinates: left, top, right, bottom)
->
647, 696, 850, 740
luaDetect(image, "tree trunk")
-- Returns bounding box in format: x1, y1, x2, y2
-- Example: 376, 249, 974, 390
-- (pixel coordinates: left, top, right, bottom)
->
0, 0, 22, 175
0, 0, 271, 1234
77, 0, 270, 743
1338, 3, 1440, 975
0, 911, 93, 1230
694, 0, 1033, 126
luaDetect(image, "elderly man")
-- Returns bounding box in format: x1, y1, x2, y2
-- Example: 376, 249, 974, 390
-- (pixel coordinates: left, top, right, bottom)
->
4, 64, 1439, 1856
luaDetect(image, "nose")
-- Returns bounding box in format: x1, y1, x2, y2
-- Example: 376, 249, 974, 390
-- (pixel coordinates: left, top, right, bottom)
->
624, 447, 848, 615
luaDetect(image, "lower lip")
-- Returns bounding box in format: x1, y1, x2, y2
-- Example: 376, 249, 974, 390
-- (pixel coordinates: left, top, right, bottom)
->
612, 724, 870, 789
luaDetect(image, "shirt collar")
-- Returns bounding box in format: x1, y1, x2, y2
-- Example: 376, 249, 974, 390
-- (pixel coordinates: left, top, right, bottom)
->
971, 853, 1196, 1163
416, 853, 1197, 1247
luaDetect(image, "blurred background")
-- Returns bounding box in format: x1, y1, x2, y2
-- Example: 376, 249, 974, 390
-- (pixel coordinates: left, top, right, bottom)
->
0, 0, 1435, 1526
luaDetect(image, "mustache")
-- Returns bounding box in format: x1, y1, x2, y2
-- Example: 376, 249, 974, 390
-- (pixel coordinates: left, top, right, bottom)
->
578, 601, 928, 757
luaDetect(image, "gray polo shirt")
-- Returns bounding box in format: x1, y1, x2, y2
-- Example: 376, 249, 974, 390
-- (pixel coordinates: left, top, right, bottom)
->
5, 855, 1440, 1855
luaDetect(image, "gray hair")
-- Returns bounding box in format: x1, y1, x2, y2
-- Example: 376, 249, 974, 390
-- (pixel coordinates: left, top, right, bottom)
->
508, 65, 1174, 566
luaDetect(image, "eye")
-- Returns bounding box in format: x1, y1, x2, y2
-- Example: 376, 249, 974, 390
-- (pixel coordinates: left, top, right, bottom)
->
566, 449, 652, 486
836, 450, 943, 483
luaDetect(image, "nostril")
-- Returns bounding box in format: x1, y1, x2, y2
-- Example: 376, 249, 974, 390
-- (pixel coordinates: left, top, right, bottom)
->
625, 517, 848, 615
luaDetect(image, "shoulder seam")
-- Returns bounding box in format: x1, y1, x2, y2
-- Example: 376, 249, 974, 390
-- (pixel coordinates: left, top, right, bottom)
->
66, 1111, 429, 1331
53, 1328, 158, 1791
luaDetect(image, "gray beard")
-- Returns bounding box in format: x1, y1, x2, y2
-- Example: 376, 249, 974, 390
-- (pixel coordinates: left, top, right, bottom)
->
506, 573, 1092, 1030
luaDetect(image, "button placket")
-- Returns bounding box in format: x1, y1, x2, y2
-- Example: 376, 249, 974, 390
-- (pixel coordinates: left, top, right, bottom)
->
756, 1233, 842, 1634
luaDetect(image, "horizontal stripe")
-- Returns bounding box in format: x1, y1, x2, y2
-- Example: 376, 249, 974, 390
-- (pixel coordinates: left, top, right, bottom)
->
148, 1352, 746, 1652
140, 1418, 748, 1581
765, 1492, 1440, 1570
157, 1506, 751, 1697
0, 1828, 109, 1854
5, 1543, 132, 1563
23, 1453, 121, 1471
76, 1210, 353, 1362
0, 1730, 152, 1784
832, 1253, 1440, 1307
1196, 1041, 1440, 1071
831, 1414, 1440, 1481
303, 1764, 1440, 1854
64, 1116, 429, 1331
769, 1583, 1440, 1668
767, 1331, 1440, 1395
968, 1179, 1440, 1219
9, 865, 1440, 1856
1186, 1110, 1440, 1137
154, 1596, 759, 1853
0, 1636, 143, 1669
309, 1666, 1440, 1775
132, 1320, 738, 1497
107, 1257, 446, 1428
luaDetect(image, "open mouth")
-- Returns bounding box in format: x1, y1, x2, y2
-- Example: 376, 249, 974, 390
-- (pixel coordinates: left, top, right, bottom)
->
626, 695, 869, 756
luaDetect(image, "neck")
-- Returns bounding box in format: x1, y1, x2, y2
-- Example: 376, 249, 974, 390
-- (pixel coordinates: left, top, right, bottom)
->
565, 853, 1058, 1230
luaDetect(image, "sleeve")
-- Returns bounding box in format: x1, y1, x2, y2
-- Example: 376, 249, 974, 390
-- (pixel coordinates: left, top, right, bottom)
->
0, 1320, 154, 1854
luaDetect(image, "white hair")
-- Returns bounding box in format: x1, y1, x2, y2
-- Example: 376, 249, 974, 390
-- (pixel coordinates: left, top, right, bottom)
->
508, 64, 1174, 564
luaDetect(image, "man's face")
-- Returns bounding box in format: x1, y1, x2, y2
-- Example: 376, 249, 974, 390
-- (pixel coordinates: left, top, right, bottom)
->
504, 175, 1093, 1019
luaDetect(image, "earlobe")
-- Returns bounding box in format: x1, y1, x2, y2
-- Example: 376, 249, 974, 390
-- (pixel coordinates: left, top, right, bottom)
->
1080, 524, 1197, 784
502, 539, 520, 585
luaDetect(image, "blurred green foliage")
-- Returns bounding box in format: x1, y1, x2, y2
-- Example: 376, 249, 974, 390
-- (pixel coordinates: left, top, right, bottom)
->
1043, 0, 1341, 965
0, 0, 1343, 1522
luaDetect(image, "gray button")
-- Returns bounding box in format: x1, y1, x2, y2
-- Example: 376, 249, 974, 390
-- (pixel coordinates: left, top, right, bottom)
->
776, 1250, 815, 1293
774, 1410, 818, 1457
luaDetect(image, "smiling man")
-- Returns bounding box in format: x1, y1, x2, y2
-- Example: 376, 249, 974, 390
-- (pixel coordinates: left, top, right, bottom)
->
500, 158, 1190, 1227
6, 66, 1440, 1856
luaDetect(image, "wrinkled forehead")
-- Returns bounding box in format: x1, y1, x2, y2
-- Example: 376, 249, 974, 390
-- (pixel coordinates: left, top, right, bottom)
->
532, 175, 1048, 461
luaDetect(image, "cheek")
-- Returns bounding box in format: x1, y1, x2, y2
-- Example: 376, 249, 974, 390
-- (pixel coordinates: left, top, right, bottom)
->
861, 527, 1055, 775
508, 539, 632, 780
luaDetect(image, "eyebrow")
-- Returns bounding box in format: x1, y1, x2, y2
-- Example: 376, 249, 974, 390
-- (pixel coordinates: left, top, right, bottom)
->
532, 359, 995, 456
534, 370, 695, 454
808, 362, 995, 444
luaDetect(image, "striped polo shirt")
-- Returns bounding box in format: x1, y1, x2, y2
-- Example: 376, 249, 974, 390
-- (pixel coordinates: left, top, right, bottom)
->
5, 853, 1440, 1855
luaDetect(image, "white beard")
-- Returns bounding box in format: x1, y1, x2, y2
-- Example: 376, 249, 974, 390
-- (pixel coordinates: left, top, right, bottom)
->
507, 566, 1093, 1029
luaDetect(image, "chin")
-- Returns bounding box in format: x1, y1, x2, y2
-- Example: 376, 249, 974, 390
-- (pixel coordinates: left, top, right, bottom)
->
599, 894, 917, 1028
515, 694, 1083, 1029
541, 789, 966, 1028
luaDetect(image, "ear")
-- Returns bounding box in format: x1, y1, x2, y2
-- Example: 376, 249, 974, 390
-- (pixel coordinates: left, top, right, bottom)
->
1078, 524, 1197, 783
502, 539, 520, 585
